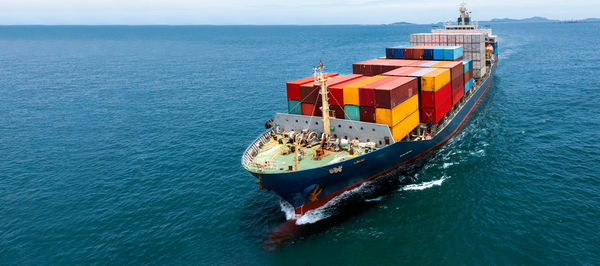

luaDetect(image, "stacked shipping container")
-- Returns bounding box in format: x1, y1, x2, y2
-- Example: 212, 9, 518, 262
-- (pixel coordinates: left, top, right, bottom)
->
286, 73, 339, 115
284, 45, 477, 141
410, 33, 486, 78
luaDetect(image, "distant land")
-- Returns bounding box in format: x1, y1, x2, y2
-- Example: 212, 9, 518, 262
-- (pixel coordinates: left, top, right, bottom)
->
389, 16, 600, 25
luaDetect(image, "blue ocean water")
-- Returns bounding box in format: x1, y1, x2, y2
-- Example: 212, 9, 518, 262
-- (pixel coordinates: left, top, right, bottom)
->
1, 23, 599, 264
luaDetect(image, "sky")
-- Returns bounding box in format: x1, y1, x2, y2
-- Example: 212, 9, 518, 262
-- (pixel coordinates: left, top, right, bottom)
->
0, 0, 598, 25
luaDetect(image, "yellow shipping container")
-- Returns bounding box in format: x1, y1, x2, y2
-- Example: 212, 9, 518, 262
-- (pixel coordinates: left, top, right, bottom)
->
430, 61, 451, 68
421, 68, 450, 92
376, 94, 419, 127
343, 75, 387, 106
391, 110, 420, 141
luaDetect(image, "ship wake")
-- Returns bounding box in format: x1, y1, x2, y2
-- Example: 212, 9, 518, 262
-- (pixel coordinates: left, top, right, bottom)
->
400, 176, 449, 191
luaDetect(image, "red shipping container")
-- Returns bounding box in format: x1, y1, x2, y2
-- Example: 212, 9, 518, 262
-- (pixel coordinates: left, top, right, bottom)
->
301, 102, 323, 116
378, 59, 421, 72
359, 106, 376, 123
374, 77, 418, 108
301, 103, 315, 116
464, 69, 473, 84
438, 61, 463, 81
354, 59, 425, 76
328, 76, 369, 106
420, 96, 452, 124
382, 59, 421, 67
382, 67, 423, 77
299, 74, 362, 105
353, 63, 365, 75
358, 76, 396, 106
299, 82, 321, 104
330, 105, 345, 119
406, 46, 430, 60
404, 48, 424, 60
451, 73, 464, 92
364, 64, 383, 76
452, 85, 464, 106
353, 59, 380, 75
287, 73, 338, 101
420, 82, 451, 108
299, 74, 352, 104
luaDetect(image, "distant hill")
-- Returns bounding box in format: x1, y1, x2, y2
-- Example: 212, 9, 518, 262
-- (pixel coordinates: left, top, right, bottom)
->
481, 16, 560, 23
576, 18, 600, 22
388, 21, 415, 26
392, 16, 600, 25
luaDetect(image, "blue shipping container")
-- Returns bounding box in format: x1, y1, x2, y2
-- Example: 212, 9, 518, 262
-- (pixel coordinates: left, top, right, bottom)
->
288, 100, 302, 115
443, 46, 463, 61
464, 78, 474, 93
433, 46, 445, 60
461, 59, 472, 73
424, 48, 434, 60
386, 46, 407, 59
386, 48, 393, 59
344, 105, 360, 121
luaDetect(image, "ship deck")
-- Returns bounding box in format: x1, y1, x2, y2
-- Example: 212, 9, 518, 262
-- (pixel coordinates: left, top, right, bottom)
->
248, 133, 372, 174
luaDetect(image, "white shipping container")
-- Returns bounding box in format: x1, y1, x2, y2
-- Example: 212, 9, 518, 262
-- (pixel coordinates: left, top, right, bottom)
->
463, 33, 469, 43
433, 34, 439, 42
425, 35, 432, 42
440, 35, 447, 42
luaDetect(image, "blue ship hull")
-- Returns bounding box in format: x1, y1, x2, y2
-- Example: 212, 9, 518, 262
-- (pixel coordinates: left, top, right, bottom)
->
249, 63, 497, 215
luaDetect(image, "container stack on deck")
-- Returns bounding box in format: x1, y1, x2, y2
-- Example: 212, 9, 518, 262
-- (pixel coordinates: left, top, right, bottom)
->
286, 73, 339, 116
462, 59, 474, 94
284, 42, 481, 141
410, 32, 486, 78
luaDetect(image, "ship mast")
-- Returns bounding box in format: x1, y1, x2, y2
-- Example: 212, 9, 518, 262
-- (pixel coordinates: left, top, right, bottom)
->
316, 61, 331, 137
460, 2, 466, 25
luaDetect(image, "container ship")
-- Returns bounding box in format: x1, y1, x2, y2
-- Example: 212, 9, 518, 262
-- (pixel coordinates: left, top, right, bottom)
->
242, 5, 498, 218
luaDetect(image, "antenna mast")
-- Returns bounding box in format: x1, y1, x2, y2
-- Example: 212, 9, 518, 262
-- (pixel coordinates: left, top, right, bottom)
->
316, 61, 331, 137
460, 3, 466, 25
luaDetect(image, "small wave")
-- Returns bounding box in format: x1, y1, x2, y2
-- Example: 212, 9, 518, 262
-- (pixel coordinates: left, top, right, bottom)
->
364, 196, 384, 202
400, 176, 449, 191
443, 162, 454, 169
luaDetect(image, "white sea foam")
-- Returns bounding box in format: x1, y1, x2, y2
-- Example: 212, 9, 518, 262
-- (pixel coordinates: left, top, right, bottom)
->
400, 176, 449, 191
279, 201, 296, 220
294, 181, 373, 225
364, 196, 384, 202
443, 162, 454, 169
